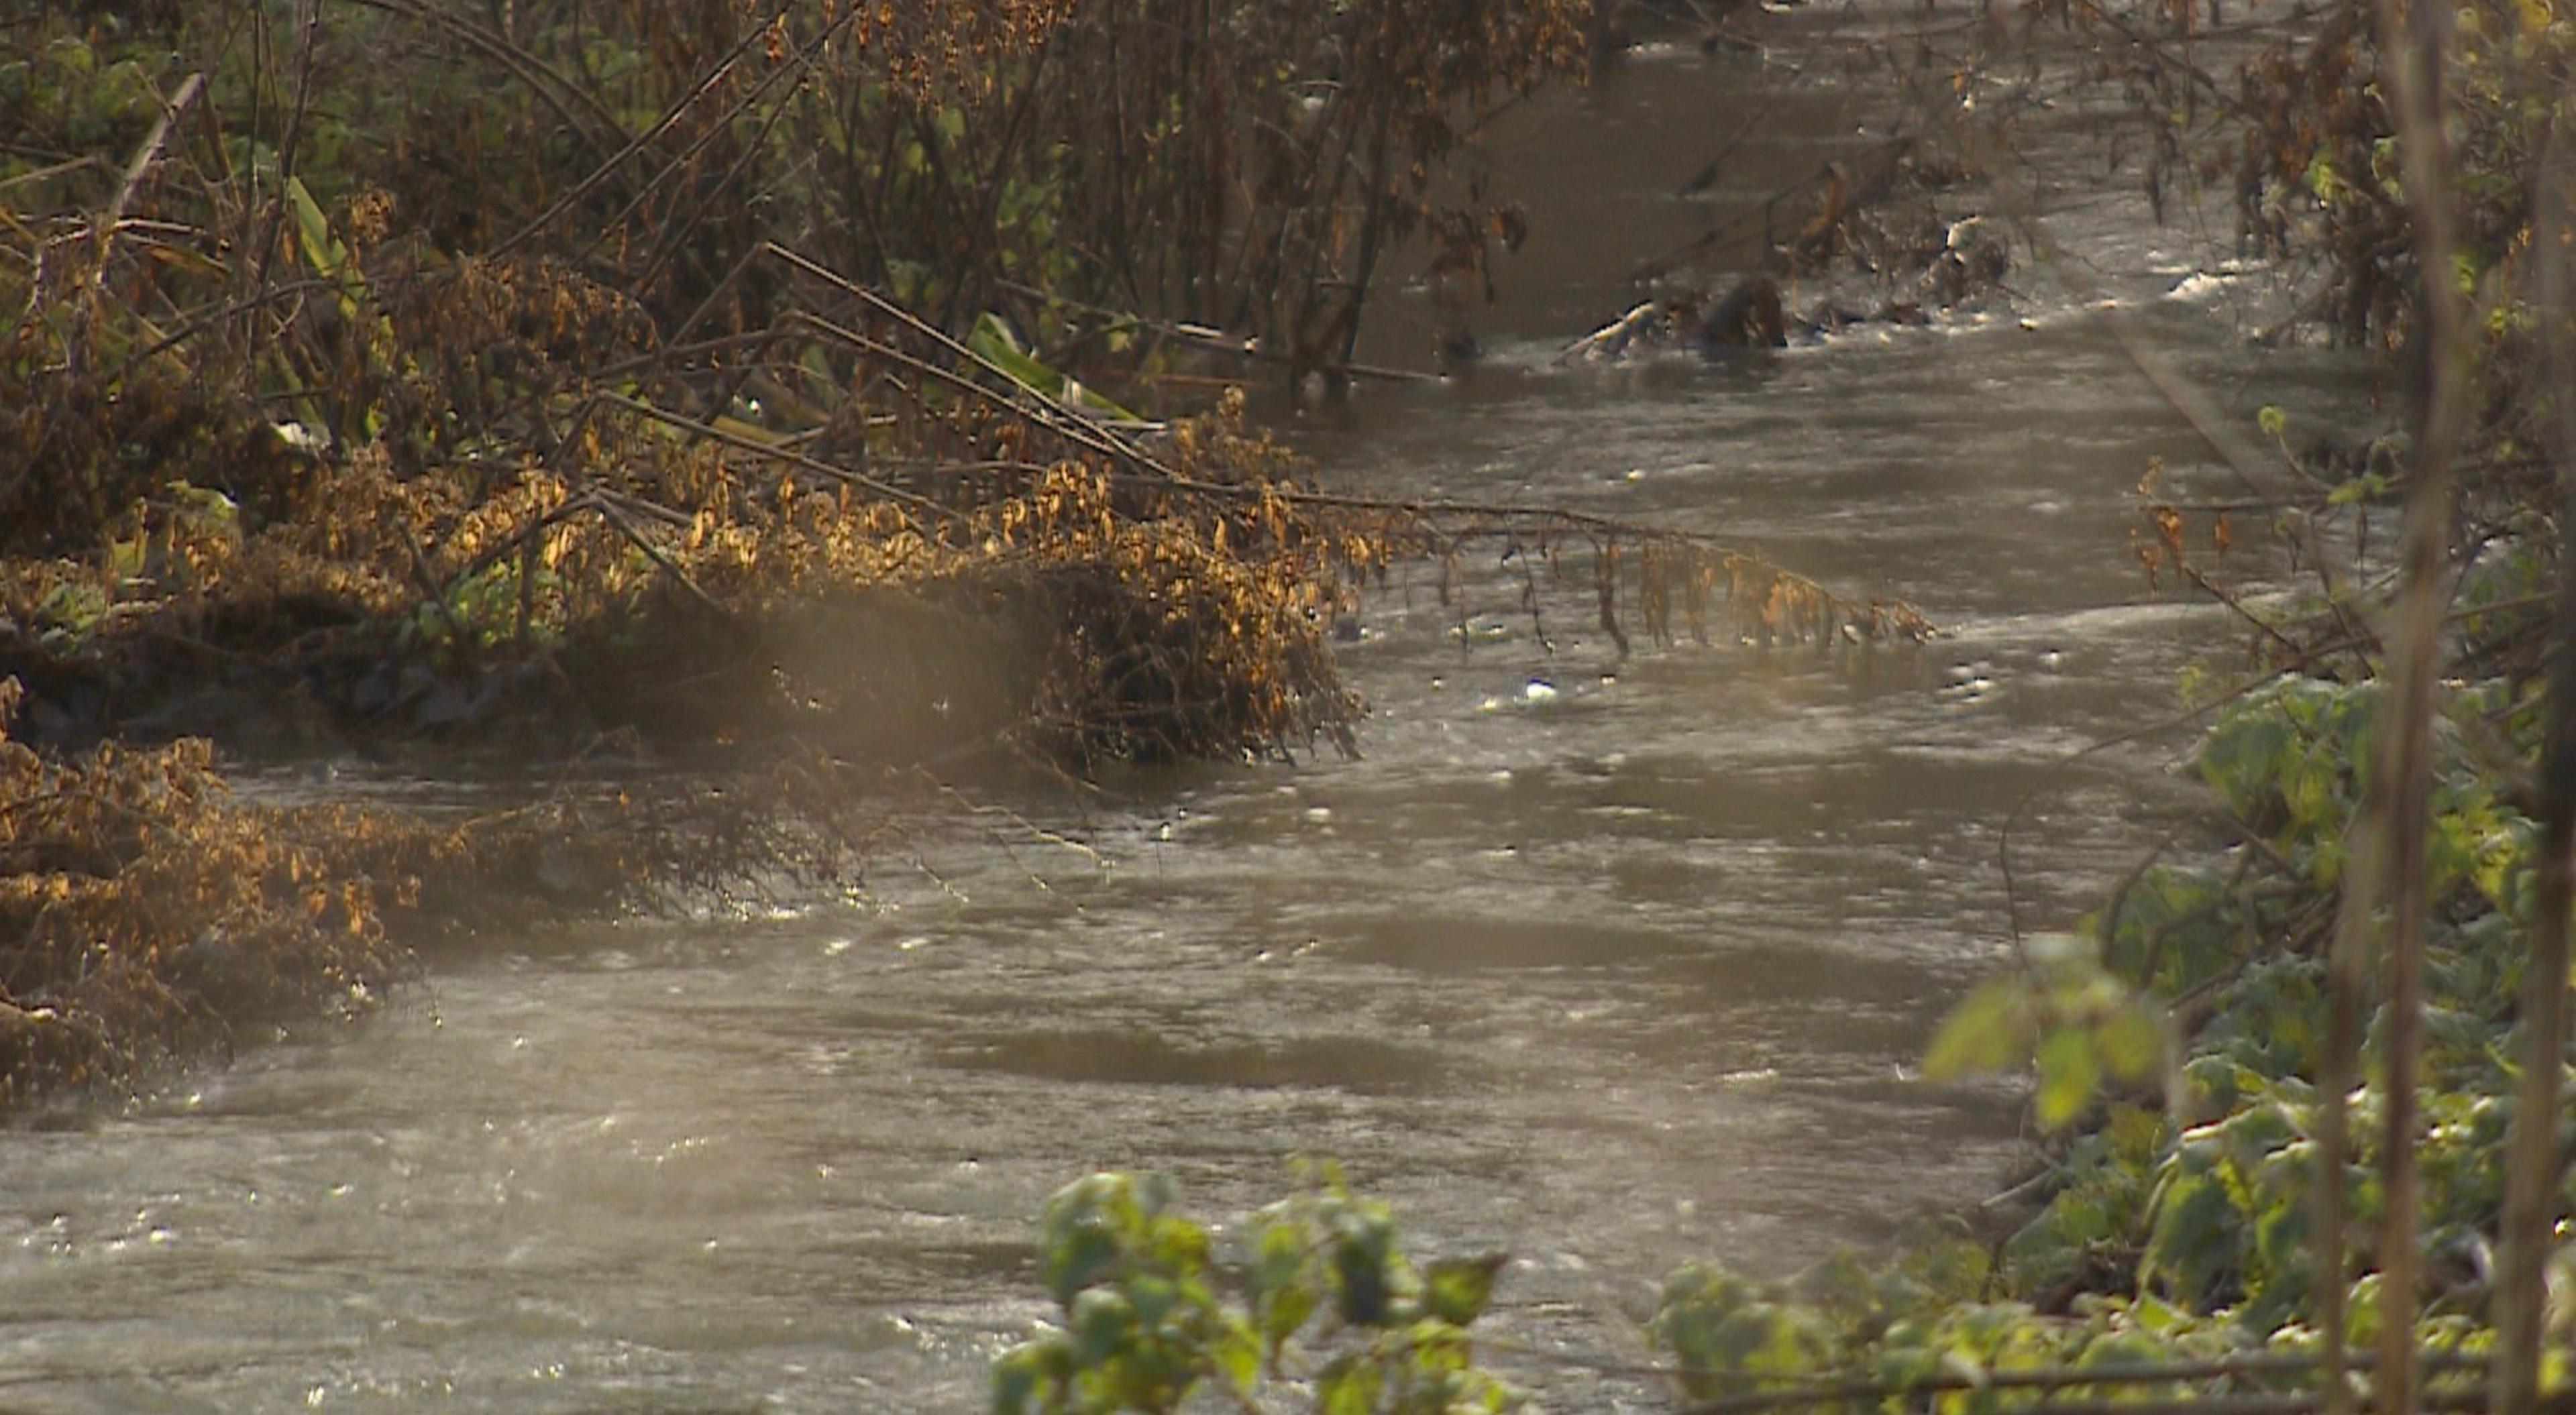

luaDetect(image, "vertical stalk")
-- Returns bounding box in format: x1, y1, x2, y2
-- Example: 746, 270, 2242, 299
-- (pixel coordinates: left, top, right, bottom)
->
2315, 810, 2373, 1415
2493, 117, 2576, 1415
2365, 0, 2472, 1411
246, 0, 323, 361
2373, 512, 2434, 1415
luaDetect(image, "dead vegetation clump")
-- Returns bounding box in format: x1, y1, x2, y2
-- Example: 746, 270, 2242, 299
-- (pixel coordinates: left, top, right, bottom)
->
2, 0, 1921, 766
0, 241, 1381, 767
5, 208, 1920, 767
0, 0, 1411, 767
0, 661, 904, 1107
0, 676, 415, 1106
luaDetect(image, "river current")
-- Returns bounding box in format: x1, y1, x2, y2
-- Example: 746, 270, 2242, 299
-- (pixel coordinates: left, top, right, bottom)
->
1, 22, 2375, 1415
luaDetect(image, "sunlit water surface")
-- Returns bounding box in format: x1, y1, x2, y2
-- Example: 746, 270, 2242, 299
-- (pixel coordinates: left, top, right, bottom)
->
1, 25, 2375, 1415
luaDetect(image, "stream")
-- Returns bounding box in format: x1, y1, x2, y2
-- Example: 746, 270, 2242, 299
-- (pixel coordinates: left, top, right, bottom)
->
0, 23, 2376, 1415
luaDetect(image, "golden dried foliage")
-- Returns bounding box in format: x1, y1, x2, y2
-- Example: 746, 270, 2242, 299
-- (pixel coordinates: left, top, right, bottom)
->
0, 657, 904, 1105
1, 235, 1381, 766
837, 0, 1075, 101
0, 679, 417, 1106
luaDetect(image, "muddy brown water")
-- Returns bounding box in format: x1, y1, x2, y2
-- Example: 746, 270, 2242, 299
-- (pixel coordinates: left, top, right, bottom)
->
1, 28, 2374, 1415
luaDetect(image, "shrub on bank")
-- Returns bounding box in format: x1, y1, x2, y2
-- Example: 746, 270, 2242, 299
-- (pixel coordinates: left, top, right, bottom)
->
0, 678, 414, 1107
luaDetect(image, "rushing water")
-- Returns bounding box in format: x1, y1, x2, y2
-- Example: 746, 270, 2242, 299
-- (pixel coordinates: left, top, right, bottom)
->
1, 27, 2374, 1415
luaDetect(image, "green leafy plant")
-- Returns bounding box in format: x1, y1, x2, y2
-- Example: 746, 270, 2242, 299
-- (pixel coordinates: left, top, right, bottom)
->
993, 1166, 1521, 1415
968, 313, 1141, 424
1925, 933, 2168, 1130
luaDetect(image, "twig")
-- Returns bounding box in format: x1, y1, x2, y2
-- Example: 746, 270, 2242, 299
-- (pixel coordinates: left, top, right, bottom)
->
38, 70, 203, 359
769, 243, 1174, 477
246, 0, 321, 365
1988, 594, 2453, 958
0, 154, 99, 195
1627, 136, 1917, 286
98, 72, 205, 252
346, 0, 621, 160
495, 3, 790, 256
2180, 565, 2304, 658
993, 277, 1438, 385
589, 498, 729, 620
1666, 1348, 2500, 1415
109, 276, 360, 381
594, 6, 857, 278
592, 388, 953, 522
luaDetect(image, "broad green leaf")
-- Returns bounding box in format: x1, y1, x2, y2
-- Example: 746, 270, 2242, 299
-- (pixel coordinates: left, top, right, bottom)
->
285, 176, 341, 280
968, 312, 1140, 421
990, 1337, 1070, 1415
1212, 1320, 1261, 1392
2035, 1027, 2100, 1129
1045, 1225, 1120, 1306
1042, 1172, 1144, 1303
1318, 1353, 1383, 1415
1125, 1273, 1177, 1328
1925, 979, 2032, 1078
2095, 1006, 2165, 1082
1069, 1287, 1132, 1365
1423, 1253, 1507, 1326
2141, 1167, 2238, 1300
989, 1361, 1037, 1415
1331, 1227, 1395, 1326
1259, 1278, 1317, 1356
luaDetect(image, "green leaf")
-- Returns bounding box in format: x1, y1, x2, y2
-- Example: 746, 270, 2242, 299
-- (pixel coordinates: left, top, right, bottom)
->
1040, 1179, 1128, 1302
1069, 1288, 1133, 1365
2095, 1006, 2165, 1082
1258, 1278, 1318, 1357
2035, 1027, 2102, 1129
968, 311, 1141, 422
2257, 405, 2287, 439
2142, 1166, 2239, 1300
990, 1363, 1037, 1415
1212, 1319, 1261, 1392
991, 1337, 1071, 1415
1423, 1253, 1507, 1326
284, 175, 341, 281
1925, 980, 2033, 1078
1126, 1273, 1178, 1328
1318, 1353, 1384, 1415
1332, 1226, 1395, 1326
